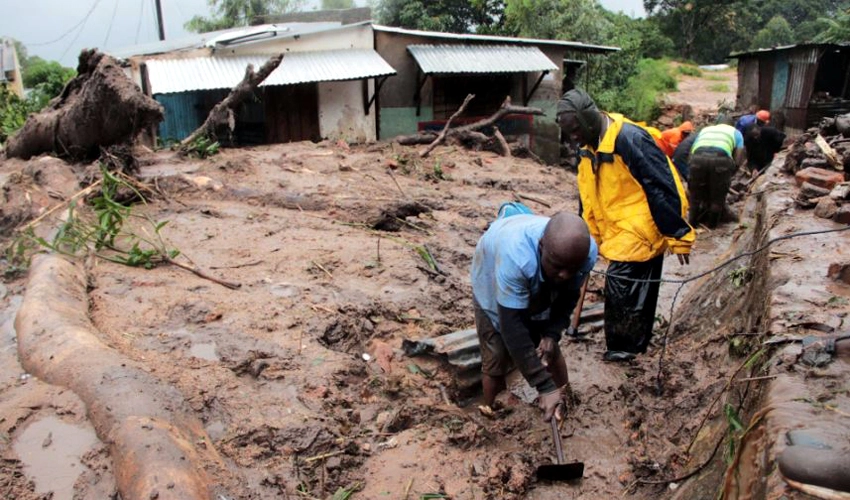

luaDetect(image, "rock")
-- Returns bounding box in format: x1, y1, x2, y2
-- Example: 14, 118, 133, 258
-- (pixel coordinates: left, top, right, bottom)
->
827, 262, 850, 284
338, 163, 352, 172
799, 182, 831, 200
799, 157, 827, 172
830, 182, 850, 200
779, 446, 850, 494
834, 205, 850, 225
795, 167, 845, 190
814, 197, 839, 218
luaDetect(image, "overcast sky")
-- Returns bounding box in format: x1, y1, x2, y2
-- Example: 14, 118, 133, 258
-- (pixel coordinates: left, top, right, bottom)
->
1, 0, 646, 68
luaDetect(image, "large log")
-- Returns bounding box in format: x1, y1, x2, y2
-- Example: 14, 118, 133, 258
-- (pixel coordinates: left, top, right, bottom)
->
6, 50, 163, 161
16, 255, 232, 499
180, 54, 283, 148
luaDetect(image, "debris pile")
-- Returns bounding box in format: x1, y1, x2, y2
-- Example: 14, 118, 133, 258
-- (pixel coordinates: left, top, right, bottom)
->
5, 49, 163, 162
782, 116, 850, 218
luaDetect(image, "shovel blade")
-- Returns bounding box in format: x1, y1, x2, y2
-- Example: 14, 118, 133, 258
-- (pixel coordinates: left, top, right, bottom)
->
536, 462, 585, 481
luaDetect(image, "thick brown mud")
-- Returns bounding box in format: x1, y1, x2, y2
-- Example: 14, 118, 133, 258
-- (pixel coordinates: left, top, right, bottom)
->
0, 142, 846, 499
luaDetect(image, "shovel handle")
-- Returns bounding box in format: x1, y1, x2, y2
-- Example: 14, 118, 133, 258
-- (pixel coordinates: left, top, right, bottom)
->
550, 416, 565, 465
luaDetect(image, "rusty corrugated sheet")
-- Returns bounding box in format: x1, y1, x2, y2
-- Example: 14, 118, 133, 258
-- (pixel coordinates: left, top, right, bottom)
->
738, 58, 760, 110
785, 47, 821, 109
402, 302, 604, 387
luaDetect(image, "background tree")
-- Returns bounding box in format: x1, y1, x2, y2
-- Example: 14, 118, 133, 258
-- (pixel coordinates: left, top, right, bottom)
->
751, 15, 794, 49
23, 58, 76, 97
376, 0, 504, 33
186, 0, 304, 33
321, 0, 355, 8
815, 7, 850, 42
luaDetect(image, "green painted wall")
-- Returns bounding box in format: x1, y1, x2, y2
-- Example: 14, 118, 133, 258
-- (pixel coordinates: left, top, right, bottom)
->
379, 106, 434, 140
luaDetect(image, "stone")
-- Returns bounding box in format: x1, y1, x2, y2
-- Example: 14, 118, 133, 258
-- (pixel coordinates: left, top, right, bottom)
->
827, 262, 850, 284
814, 197, 839, 219
799, 182, 831, 199
779, 446, 850, 494
795, 167, 845, 190
829, 182, 850, 200
799, 157, 830, 171
834, 205, 850, 225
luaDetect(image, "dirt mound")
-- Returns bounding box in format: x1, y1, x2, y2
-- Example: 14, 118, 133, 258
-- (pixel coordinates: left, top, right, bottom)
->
6, 50, 162, 161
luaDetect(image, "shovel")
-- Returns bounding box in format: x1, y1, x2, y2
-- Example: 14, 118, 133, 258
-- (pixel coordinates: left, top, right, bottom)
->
536, 415, 585, 481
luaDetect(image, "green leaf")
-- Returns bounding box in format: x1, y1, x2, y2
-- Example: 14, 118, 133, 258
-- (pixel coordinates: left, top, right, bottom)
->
723, 403, 745, 433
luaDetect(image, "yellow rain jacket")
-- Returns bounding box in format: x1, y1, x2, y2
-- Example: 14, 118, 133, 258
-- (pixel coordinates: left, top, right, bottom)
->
577, 113, 695, 263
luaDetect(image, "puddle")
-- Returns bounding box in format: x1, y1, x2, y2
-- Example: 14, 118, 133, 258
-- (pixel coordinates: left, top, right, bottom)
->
270, 283, 301, 299
0, 295, 23, 353
13, 416, 99, 500
137, 163, 199, 179
190, 342, 219, 361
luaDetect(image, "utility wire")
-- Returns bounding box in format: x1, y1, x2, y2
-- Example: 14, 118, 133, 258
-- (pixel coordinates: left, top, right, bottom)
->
28, 0, 104, 46
591, 224, 850, 285
586, 224, 850, 395
135, 0, 146, 44
103, 0, 121, 49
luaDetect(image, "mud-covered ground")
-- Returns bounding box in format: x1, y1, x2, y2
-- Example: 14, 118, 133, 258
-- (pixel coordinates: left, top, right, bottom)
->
0, 138, 774, 499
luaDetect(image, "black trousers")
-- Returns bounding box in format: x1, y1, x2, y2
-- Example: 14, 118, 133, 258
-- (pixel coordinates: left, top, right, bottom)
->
604, 254, 664, 354
688, 149, 737, 228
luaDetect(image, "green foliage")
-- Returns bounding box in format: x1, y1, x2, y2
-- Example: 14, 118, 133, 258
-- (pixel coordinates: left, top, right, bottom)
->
331, 483, 361, 500
595, 59, 676, 122
185, 135, 221, 158
26, 166, 180, 270
376, 0, 505, 34
677, 64, 702, 77
751, 15, 795, 49
185, 0, 304, 33
728, 266, 751, 287
22, 57, 75, 98
0, 48, 74, 143
0, 85, 36, 143
815, 8, 850, 42
322, 0, 354, 7
708, 83, 731, 92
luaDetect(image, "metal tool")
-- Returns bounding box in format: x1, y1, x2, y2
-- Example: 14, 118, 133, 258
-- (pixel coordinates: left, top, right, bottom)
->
536, 415, 585, 481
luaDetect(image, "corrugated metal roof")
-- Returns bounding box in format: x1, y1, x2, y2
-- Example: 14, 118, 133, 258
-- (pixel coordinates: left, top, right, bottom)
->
408, 44, 557, 74
729, 42, 850, 59
374, 25, 620, 54
145, 49, 396, 94
108, 22, 370, 60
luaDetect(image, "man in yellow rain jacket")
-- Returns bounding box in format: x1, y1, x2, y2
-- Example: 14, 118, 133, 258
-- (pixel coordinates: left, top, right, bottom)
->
556, 89, 696, 361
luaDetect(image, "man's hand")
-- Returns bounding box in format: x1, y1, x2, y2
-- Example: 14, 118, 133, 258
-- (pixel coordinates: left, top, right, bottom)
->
536, 337, 558, 367
676, 253, 690, 266
539, 386, 566, 421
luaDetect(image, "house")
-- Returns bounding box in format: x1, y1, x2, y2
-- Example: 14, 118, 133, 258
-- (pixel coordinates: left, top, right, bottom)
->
0, 39, 24, 98
729, 43, 850, 134
372, 25, 619, 163
110, 22, 396, 145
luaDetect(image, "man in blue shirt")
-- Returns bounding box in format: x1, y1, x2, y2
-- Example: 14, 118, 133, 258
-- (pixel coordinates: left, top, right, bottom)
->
735, 109, 770, 135
471, 212, 598, 421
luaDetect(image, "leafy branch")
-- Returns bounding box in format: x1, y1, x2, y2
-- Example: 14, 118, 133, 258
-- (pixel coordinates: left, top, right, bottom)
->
21, 165, 240, 289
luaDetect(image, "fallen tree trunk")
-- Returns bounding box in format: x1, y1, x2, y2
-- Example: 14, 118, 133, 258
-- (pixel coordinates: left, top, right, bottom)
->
6, 50, 163, 161
397, 96, 545, 156
16, 254, 231, 500
180, 54, 283, 149
420, 94, 475, 157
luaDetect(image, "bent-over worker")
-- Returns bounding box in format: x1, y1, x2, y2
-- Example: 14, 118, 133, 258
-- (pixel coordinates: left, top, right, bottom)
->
471, 212, 597, 421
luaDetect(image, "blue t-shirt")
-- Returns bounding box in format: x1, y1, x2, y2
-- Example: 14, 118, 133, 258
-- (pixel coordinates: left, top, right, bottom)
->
735, 114, 757, 135
470, 214, 598, 332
